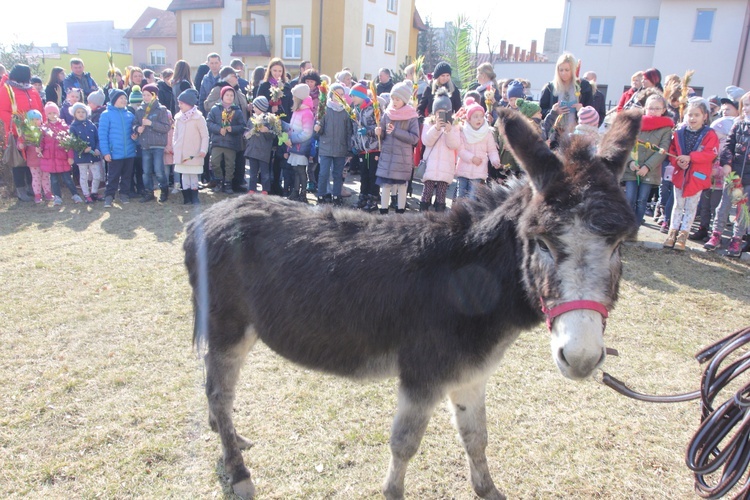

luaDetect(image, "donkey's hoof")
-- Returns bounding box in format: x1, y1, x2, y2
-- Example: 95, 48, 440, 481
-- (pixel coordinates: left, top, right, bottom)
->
232, 477, 255, 499
481, 488, 505, 500
382, 485, 404, 500
236, 432, 254, 450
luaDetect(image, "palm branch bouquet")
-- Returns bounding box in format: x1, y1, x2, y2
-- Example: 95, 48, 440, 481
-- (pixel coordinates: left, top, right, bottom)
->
317, 81, 329, 121
57, 129, 89, 154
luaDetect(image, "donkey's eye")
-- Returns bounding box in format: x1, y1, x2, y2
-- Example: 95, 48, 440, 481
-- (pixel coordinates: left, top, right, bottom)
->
537, 239, 550, 252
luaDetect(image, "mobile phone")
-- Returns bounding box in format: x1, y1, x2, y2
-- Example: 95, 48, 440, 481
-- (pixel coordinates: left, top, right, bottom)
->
436, 110, 453, 123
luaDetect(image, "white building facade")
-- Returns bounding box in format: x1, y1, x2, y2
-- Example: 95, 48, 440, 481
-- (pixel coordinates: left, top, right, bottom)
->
559, 0, 750, 104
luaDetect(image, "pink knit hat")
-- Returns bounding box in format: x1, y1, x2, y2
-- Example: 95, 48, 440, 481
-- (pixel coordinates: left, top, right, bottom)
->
577, 106, 599, 127
44, 101, 60, 115
464, 97, 484, 120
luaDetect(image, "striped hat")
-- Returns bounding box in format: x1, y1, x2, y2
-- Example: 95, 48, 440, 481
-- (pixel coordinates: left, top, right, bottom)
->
577, 106, 599, 127
349, 83, 369, 101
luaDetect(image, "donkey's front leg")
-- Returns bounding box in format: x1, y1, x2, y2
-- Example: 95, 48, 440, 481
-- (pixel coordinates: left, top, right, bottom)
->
382, 385, 440, 500
205, 330, 257, 499
448, 380, 505, 500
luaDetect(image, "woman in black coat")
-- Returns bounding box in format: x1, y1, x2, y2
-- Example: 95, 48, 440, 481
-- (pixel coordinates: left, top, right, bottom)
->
45, 67, 66, 107
538, 52, 593, 123
417, 61, 462, 119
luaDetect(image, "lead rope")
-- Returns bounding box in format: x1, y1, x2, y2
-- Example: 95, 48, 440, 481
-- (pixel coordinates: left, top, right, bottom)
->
598, 325, 750, 499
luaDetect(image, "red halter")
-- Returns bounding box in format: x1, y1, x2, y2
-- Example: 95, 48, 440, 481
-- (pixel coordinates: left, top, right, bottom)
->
540, 297, 609, 332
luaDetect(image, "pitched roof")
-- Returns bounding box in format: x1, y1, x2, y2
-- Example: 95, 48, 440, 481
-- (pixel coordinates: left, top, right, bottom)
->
125, 7, 177, 39
413, 9, 428, 31
167, 0, 224, 11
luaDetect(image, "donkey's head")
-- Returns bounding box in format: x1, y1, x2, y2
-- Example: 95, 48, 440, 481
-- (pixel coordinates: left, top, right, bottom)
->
497, 109, 641, 380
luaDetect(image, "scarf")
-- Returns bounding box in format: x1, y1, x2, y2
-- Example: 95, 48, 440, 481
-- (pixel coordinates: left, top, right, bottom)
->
268, 77, 279, 86
179, 105, 200, 123
327, 92, 344, 112
309, 86, 320, 101
462, 120, 491, 144
640, 114, 675, 132
385, 103, 418, 121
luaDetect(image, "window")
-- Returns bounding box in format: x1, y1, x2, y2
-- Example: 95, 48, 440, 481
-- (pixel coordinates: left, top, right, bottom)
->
693, 9, 715, 41
283, 27, 302, 60
587, 17, 615, 45
145, 18, 157, 30
385, 30, 395, 54
366, 24, 374, 46
387, 0, 397, 14
190, 21, 213, 44
631, 17, 658, 46
149, 49, 166, 66
236, 19, 243, 36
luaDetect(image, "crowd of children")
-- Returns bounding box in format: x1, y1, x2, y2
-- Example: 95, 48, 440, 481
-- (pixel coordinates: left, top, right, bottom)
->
1, 51, 749, 258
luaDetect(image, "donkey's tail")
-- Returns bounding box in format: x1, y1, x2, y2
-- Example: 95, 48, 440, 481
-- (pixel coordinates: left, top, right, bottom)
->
184, 214, 210, 352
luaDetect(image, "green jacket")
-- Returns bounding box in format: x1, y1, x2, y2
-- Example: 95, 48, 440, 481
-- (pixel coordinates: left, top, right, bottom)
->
621, 115, 673, 185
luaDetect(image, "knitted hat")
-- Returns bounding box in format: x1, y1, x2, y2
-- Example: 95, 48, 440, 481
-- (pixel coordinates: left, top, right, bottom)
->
142, 83, 159, 96
506, 80, 525, 100
378, 93, 390, 110
726, 86, 745, 101
220, 86, 236, 100
30, 76, 42, 85
291, 83, 310, 100
432, 87, 452, 114
577, 106, 599, 127
687, 96, 710, 114
516, 98, 541, 118
70, 102, 91, 119
109, 88, 127, 106
178, 88, 199, 106
129, 85, 143, 104
707, 95, 720, 109
463, 97, 484, 121
349, 82, 369, 101
9, 64, 31, 84
301, 69, 321, 85
44, 101, 60, 115
252, 96, 269, 112
329, 82, 346, 99
433, 61, 451, 78
26, 109, 42, 121
390, 80, 412, 104
87, 88, 106, 107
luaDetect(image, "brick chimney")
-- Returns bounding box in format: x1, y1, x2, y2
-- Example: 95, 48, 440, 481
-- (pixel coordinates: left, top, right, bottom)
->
530, 40, 538, 61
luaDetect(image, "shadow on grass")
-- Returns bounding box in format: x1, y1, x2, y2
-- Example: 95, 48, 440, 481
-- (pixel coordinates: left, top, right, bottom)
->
214, 457, 236, 497
622, 243, 750, 305
0, 195, 210, 243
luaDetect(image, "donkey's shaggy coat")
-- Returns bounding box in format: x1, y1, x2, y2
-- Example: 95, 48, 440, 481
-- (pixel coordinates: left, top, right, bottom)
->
184, 109, 642, 498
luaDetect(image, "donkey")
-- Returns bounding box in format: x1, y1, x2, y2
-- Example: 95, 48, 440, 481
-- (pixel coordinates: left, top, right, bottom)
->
183, 109, 642, 499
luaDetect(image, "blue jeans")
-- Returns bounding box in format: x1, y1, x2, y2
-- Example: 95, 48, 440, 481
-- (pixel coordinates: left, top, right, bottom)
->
318, 156, 346, 197
658, 179, 674, 224
50, 171, 77, 197
624, 180, 654, 225
456, 177, 482, 200
141, 148, 167, 193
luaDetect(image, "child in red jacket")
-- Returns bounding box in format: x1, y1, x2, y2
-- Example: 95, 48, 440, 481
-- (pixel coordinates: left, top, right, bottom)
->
40, 102, 80, 206
663, 97, 719, 250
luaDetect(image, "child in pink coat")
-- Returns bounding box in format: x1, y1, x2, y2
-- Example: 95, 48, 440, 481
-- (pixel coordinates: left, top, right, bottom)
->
20, 109, 53, 203
455, 98, 500, 200
419, 88, 460, 212
40, 102, 80, 206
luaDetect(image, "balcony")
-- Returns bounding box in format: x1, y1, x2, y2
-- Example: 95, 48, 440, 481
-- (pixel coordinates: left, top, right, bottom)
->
231, 35, 270, 57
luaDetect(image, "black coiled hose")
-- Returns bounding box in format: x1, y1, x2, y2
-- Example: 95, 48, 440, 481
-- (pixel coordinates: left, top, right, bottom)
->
600, 326, 750, 499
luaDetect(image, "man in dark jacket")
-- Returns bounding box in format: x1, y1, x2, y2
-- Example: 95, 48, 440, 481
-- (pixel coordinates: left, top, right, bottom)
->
63, 58, 99, 103
584, 71, 607, 127
376, 68, 394, 95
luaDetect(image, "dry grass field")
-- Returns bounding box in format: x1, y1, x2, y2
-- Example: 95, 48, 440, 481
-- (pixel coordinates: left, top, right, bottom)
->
1, 192, 749, 499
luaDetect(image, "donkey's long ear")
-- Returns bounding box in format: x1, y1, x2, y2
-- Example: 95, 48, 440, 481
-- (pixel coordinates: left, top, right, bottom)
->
495, 108, 563, 193
597, 110, 641, 178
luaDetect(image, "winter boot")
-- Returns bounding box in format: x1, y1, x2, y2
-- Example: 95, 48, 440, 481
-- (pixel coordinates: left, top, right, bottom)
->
663, 229, 678, 248
434, 202, 446, 213
182, 189, 191, 205
356, 194, 368, 209
140, 191, 156, 202
379, 208, 389, 215
419, 201, 430, 212
16, 187, 32, 202
704, 231, 722, 250
726, 237, 743, 258
222, 181, 234, 195
688, 226, 709, 241
395, 208, 405, 214
674, 230, 689, 251
191, 190, 201, 205
332, 196, 343, 207
159, 189, 168, 202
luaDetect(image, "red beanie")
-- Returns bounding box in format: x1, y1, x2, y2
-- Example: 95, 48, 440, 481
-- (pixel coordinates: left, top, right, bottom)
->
220, 86, 236, 100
